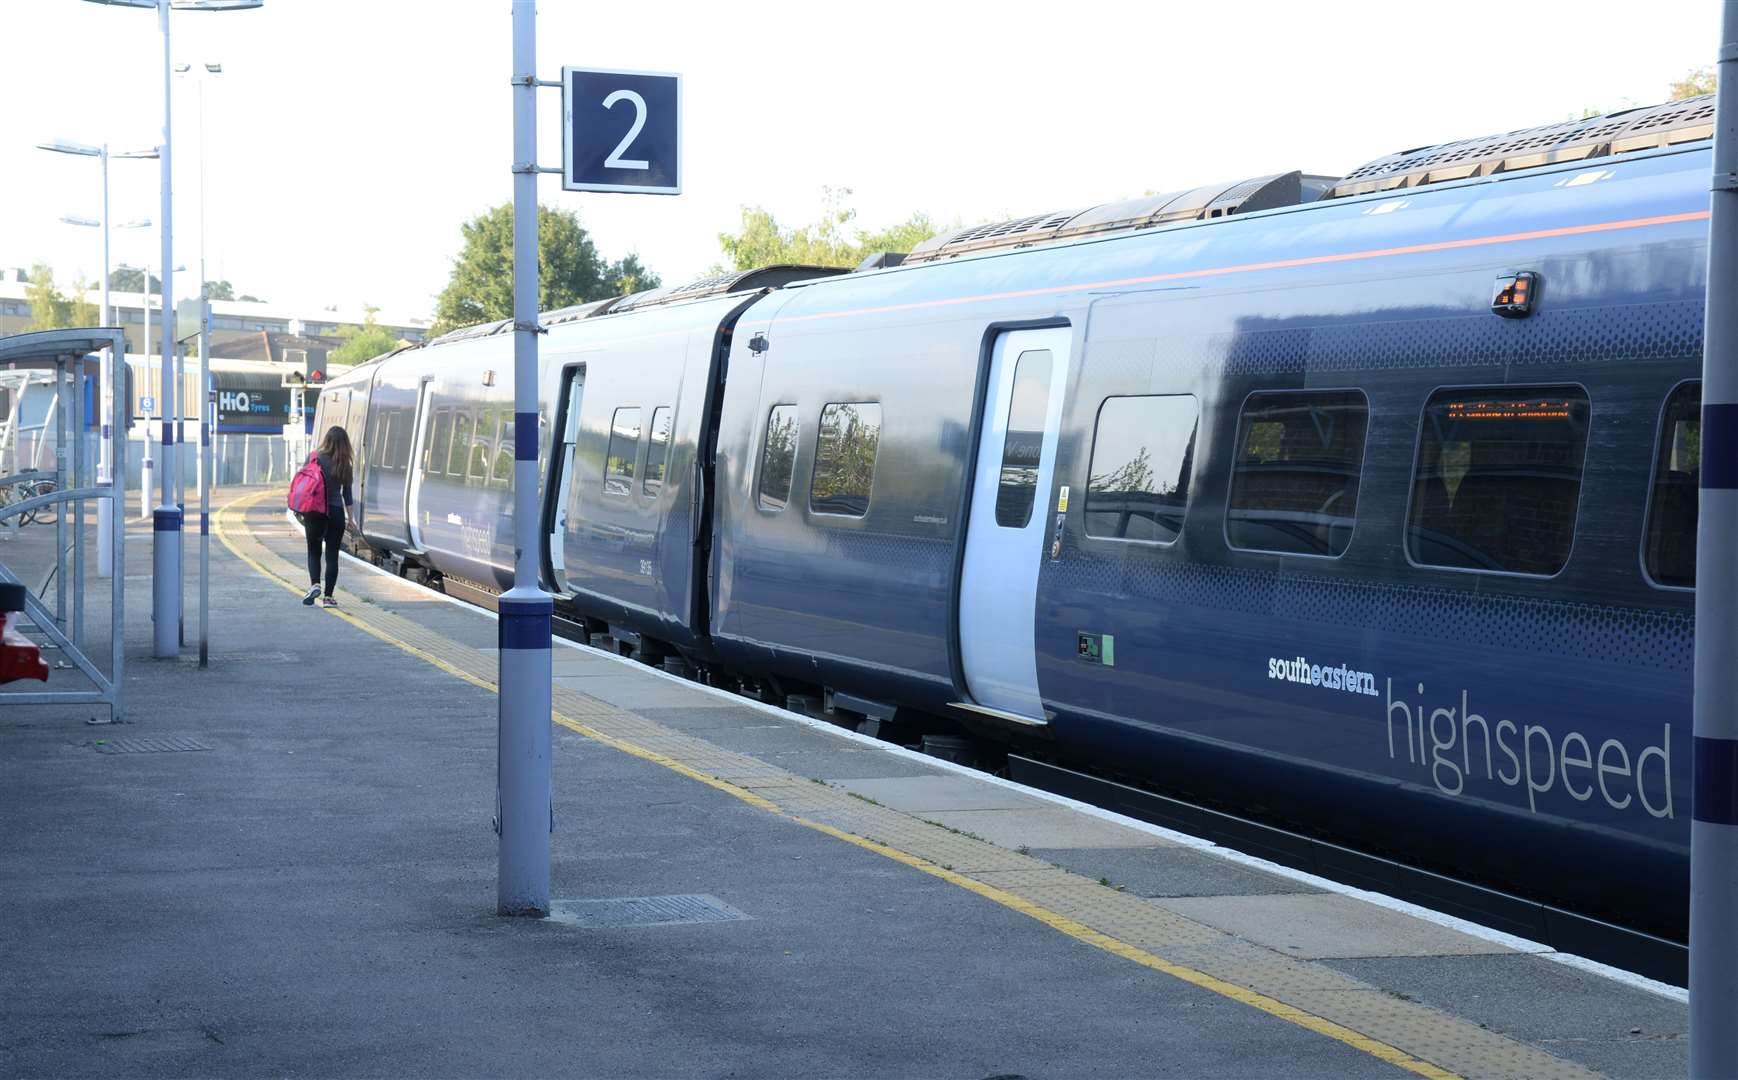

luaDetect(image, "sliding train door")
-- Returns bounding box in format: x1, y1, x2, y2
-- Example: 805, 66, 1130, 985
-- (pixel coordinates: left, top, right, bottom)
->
544, 366, 585, 593
404, 378, 434, 551
957, 326, 1072, 722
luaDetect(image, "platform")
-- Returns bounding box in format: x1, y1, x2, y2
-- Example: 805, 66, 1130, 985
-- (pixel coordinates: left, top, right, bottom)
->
0, 488, 1689, 1078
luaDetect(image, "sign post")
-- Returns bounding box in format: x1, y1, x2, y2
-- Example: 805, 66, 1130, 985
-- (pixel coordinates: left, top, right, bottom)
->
497, 6, 681, 919
1694, 4, 1738, 1072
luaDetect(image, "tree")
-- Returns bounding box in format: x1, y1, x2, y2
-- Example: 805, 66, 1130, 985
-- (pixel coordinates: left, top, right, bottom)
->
67, 276, 97, 327
25, 262, 70, 330
329, 305, 404, 366
431, 203, 660, 335
205, 279, 235, 301
1671, 67, 1716, 100
715, 187, 940, 273
108, 267, 160, 294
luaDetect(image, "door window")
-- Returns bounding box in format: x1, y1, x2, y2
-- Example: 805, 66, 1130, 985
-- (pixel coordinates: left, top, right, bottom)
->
1645, 382, 1700, 588
644, 406, 672, 495
995, 349, 1054, 528
758, 404, 799, 511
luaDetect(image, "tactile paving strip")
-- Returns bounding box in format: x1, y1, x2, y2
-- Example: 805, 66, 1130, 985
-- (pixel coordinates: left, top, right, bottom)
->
220, 492, 1603, 1080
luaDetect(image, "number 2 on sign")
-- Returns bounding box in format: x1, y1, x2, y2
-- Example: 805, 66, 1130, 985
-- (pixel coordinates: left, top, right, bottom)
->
602, 90, 649, 170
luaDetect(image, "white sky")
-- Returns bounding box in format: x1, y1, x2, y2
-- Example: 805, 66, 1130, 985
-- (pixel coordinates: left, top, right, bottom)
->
0, 0, 1720, 322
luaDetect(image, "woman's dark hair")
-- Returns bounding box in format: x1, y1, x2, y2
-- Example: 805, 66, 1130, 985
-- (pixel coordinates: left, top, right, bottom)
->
318, 425, 354, 487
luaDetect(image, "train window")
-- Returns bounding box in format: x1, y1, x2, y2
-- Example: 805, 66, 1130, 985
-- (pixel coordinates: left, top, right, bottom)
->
996, 349, 1054, 528
448, 410, 472, 477
491, 412, 513, 486
604, 406, 641, 497
1645, 381, 1700, 588
1406, 386, 1590, 576
758, 404, 798, 511
643, 406, 672, 496
1226, 390, 1369, 558
388, 408, 414, 471
426, 408, 452, 476
1084, 394, 1199, 543
810, 403, 882, 517
468, 412, 494, 481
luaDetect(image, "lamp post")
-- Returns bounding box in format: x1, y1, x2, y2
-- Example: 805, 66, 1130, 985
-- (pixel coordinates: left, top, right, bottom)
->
82, 0, 262, 659
37, 139, 157, 579
174, 60, 220, 505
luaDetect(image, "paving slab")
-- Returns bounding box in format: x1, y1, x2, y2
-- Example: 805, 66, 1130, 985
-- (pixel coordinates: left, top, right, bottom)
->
917, 807, 1176, 849
1153, 893, 1515, 959
1031, 844, 1325, 898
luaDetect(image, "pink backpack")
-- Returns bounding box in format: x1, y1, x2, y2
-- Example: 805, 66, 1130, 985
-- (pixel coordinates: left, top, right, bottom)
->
287, 453, 327, 515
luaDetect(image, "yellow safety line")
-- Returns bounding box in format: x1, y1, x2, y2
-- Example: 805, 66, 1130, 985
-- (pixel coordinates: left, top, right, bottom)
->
214, 489, 1457, 1080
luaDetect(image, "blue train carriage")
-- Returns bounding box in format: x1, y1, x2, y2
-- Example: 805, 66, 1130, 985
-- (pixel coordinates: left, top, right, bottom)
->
709, 98, 1711, 936
314, 267, 844, 657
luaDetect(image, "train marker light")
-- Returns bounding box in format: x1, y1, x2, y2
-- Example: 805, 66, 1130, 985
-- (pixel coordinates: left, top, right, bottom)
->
1492, 271, 1538, 318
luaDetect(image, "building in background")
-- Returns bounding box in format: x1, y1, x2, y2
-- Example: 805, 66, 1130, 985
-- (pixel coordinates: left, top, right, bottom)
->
0, 268, 430, 356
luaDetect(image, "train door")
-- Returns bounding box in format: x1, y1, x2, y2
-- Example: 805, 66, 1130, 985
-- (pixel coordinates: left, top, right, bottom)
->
544, 366, 586, 592
404, 378, 434, 551
957, 326, 1071, 722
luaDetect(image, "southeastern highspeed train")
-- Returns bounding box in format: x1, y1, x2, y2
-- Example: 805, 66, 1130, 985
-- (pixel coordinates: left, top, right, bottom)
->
316, 96, 1714, 947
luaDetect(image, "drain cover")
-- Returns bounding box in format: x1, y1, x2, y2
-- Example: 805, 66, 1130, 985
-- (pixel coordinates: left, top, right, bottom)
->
549, 894, 747, 929
93, 736, 212, 754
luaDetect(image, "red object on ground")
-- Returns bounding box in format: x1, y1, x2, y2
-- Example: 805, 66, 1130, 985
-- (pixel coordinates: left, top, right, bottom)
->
0, 606, 46, 684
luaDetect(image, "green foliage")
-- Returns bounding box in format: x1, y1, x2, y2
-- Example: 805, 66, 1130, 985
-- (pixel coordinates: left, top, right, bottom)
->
25, 262, 64, 329
1671, 66, 1716, 100
24, 262, 98, 330
204, 279, 235, 301
329, 305, 403, 366
67, 276, 97, 327
715, 187, 941, 273
108, 267, 160, 294
431, 203, 660, 335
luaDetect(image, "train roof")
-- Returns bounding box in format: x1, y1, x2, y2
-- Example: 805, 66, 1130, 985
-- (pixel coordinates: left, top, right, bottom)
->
417, 264, 847, 350
900, 96, 1715, 266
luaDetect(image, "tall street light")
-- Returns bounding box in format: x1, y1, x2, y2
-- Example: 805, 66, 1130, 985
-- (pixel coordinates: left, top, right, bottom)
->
37, 139, 158, 580
83, 0, 263, 659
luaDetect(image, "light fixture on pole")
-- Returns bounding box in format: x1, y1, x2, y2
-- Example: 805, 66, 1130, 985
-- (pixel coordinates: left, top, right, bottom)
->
81, 0, 262, 659
37, 138, 158, 579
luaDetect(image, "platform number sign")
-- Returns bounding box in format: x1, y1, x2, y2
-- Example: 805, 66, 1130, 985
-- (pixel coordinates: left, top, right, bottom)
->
562, 68, 681, 194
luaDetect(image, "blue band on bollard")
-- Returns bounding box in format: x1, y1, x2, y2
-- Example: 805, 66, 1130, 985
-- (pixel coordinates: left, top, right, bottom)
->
1702, 403, 1738, 489
152, 508, 183, 532
200, 512, 209, 536
1694, 735, 1738, 825
498, 596, 553, 651
515, 411, 538, 460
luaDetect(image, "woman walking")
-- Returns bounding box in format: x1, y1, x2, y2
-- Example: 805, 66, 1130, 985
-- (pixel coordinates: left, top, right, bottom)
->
302, 426, 354, 607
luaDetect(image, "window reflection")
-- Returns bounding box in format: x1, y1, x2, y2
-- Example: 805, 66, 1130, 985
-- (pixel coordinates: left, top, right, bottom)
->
811, 402, 882, 517
758, 405, 798, 511
604, 406, 641, 497
1084, 395, 1198, 543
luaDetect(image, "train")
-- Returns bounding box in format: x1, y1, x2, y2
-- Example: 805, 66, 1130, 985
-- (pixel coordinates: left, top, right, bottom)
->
315, 95, 1715, 944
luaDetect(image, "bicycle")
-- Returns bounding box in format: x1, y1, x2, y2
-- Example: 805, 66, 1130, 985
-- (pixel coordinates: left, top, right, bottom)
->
0, 477, 56, 527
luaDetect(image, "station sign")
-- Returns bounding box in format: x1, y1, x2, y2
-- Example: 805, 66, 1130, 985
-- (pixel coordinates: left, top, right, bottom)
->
562, 67, 681, 194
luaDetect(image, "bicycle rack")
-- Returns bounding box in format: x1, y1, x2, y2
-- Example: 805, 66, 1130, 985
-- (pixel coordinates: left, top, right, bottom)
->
0, 329, 127, 720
